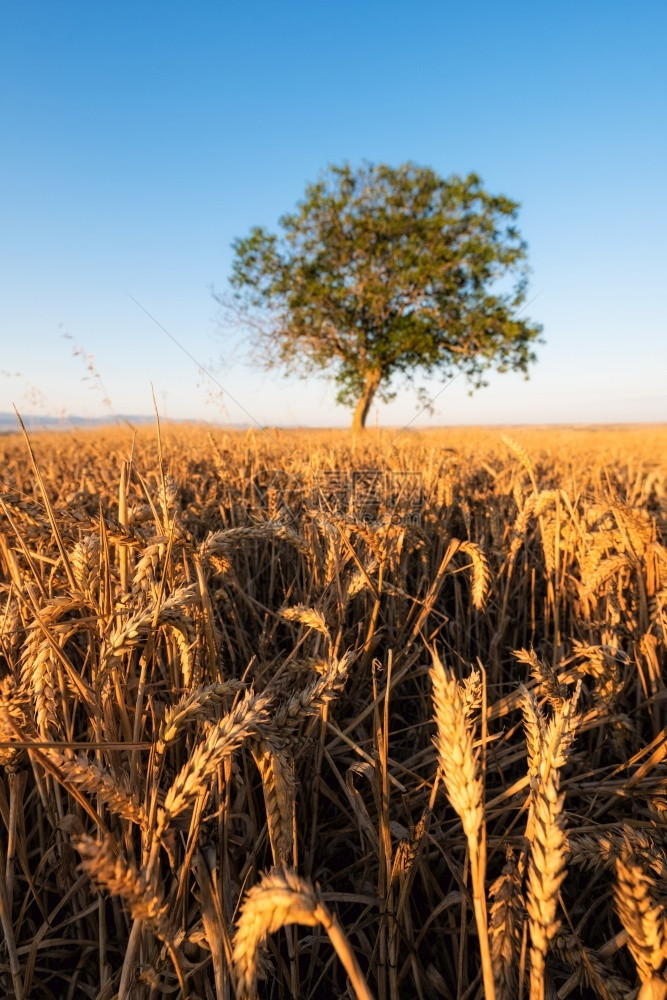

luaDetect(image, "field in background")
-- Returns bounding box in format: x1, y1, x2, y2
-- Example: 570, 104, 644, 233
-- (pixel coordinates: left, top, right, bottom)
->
0, 423, 666, 999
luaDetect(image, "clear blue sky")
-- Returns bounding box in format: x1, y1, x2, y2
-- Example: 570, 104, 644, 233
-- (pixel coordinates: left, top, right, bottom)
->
1, 1, 665, 427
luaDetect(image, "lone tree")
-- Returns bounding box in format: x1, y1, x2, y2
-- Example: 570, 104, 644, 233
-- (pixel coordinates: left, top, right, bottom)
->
226, 162, 542, 430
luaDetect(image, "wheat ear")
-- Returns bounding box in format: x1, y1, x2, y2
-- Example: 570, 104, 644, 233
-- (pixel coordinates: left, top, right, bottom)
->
614, 849, 665, 983
232, 867, 374, 1000
251, 740, 295, 866
158, 690, 271, 833
458, 540, 491, 610
525, 691, 579, 1000
75, 834, 170, 937
271, 654, 349, 731
489, 851, 524, 1000
43, 749, 146, 826
76, 835, 187, 995
526, 759, 567, 1000
430, 650, 495, 1000
280, 604, 331, 640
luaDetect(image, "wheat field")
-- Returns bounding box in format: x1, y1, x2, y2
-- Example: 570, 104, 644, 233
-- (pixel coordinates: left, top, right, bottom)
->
0, 422, 666, 1000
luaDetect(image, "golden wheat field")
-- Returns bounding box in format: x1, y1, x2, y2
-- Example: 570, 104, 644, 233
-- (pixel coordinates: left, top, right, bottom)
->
0, 422, 666, 1000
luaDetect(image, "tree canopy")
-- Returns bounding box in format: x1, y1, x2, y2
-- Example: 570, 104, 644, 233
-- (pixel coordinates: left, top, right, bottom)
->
227, 162, 542, 429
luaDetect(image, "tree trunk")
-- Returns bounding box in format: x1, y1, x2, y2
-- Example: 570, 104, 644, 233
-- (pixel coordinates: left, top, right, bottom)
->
351, 369, 382, 431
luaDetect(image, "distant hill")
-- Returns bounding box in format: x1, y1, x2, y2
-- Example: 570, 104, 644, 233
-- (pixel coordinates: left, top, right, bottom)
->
0, 412, 157, 432
0, 412, 252, 433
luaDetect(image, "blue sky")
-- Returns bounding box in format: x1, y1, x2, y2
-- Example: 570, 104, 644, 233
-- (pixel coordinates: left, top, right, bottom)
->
1, 1, 665, 427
